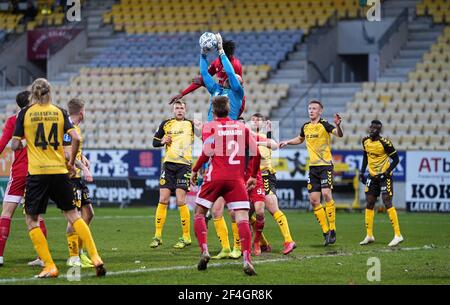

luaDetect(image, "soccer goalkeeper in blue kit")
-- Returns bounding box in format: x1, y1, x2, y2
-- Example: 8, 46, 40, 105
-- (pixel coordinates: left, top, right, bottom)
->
200, 33, 244, 122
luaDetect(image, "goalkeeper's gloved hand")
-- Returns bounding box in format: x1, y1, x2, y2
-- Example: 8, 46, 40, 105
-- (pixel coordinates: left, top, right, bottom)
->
359, 173, 367, 185
215, 33, 224, 55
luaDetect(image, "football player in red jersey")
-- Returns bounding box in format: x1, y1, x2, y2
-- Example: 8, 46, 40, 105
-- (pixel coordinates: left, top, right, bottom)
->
191, 96, 260, 276
0, 91, 48, 267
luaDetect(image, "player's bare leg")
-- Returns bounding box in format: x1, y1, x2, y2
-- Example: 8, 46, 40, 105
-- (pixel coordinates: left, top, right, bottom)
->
173, 189, 192, 249
322, 188, 336, 244
194, 204, 210, 271
310, 192, 331, 246
234, 209, 256, 276
151, 188, 170, 248
265, 194, 296, 254
360, 194, 377, 245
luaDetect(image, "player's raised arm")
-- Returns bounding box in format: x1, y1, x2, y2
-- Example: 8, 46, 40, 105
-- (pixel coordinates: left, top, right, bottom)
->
216, 33, 243, 96
279, 135, 305, 148
332, 114, 343, 137
200, 53, 218, 95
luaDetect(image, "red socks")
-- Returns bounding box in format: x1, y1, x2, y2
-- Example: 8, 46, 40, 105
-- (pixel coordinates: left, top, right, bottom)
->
0, 217, 12, 256
237, 220, 252, 263
194, 215, 208, 253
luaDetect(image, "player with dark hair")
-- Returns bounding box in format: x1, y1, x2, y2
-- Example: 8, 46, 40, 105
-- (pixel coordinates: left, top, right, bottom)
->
191, 96, 260, 276
150, 100, 194, 249
359, 120, 403, 247
0, 90, 48, 267
170, 39, 246, 117
199, 33, 244, 121
280, 100, 343, 246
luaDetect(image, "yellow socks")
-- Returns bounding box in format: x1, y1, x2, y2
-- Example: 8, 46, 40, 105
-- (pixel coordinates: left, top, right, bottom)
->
365, 208, 375, 237
178, 204, 191, 240
29, 227, 54, 267
231, 221, 241, 250
213, 216, 231, 250
325, 200, 336, 231
67, 232, 79, 257
155, 203, 168, 239
73, 218, 101, 264
313, 205, 329, 233
387, 207, 401, 236
273, 211, 293, 243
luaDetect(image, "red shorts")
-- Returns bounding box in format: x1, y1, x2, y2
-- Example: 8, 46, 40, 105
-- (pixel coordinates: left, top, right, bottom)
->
4, 175, 26, 204
196, 180, 250, 210
248, 175, 265, 204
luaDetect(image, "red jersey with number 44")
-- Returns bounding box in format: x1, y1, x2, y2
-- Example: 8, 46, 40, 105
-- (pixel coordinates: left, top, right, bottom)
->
194, 117, 260, 182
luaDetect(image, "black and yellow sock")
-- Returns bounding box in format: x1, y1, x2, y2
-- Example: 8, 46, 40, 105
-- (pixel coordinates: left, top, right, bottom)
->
155, 203, 168, 239
73, 218, 101, 264
325, 200, 336, 231
387, 207, 401, 236
273, 211, 293, 243
213, 216, 231, 250
313, 205, 329, 234
231, 221, 241, 250
29, 227, 54, 267
67, 232, 79, 257
178, 204, 191, 240
365, 208, 375, 237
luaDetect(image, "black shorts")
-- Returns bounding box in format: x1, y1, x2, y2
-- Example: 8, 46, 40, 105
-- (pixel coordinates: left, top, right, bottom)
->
159, 162, 191, 192
24, 174, 77, 215
365, 175, 394, 197
307, 165, 334, 193
71, 178, 92, 208
262, 172, 277, 196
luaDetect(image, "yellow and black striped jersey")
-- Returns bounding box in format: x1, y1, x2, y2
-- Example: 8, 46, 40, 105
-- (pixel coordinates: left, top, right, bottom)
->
300, 118, 336, 167
13, 103, 75, 175
362, 136, 397, 176
63, 124, 83, 178
257, 132, 276, 174
153, 118, 194, 166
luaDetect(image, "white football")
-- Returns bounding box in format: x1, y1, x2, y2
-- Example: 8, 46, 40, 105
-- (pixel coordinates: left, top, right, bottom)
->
199, 32, 217, 52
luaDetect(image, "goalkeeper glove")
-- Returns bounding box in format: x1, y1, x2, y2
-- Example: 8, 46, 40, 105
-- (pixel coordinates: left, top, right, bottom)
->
215, 33, 224, 55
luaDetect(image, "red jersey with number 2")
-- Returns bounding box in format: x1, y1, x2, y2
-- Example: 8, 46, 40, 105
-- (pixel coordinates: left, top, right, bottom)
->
198, 117, 259, 183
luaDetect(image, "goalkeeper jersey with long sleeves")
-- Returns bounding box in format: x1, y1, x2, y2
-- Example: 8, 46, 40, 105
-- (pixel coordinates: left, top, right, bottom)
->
200, 53, 244, 121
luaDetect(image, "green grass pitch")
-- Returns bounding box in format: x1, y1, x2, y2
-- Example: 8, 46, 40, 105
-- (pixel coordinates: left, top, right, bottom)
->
1, 206, 449, 285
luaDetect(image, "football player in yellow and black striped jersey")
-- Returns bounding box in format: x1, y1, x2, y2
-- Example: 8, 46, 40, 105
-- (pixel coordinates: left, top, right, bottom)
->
359, 120, 403, 247
63, 98, 96, 268
11, 78, 105, 279
150, 100, 194, 249
280, 100, 343, 246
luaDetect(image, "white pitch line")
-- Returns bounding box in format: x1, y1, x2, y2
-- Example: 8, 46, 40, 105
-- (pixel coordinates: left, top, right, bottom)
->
0, 244, 447, 284
12, 215, 154, 222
